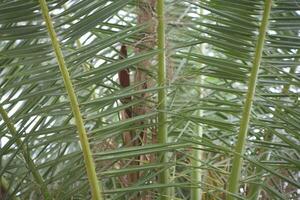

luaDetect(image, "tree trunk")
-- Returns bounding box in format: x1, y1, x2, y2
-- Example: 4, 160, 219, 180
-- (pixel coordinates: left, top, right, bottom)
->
134, 1, 156, 199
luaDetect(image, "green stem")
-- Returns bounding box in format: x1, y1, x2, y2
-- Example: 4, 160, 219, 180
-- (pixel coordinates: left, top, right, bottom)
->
191, 4, 205, 199
38, 1, 103, 199
0, 107, 51, 199
157, 0, 170, 199
227, 0, 272, 199
191, 86, 204, 200
191, 127, 203, 200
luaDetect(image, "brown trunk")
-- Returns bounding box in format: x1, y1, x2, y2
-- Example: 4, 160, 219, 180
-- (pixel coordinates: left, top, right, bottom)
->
119, 1, 157, 198
119, 44, 133, 143
0, 187, 6, 200
0, 182, 8, 200
118, 45, 140, 188
133, 1, 156, 199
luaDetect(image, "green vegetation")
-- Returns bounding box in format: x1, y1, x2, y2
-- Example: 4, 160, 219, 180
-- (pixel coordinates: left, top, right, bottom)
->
0, 0, 299, 199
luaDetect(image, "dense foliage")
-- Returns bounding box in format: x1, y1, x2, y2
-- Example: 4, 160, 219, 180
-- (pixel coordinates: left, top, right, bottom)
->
0, 0, 299, 199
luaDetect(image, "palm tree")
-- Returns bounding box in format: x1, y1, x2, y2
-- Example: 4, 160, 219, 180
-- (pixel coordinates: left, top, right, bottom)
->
0, 0, 299, 200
